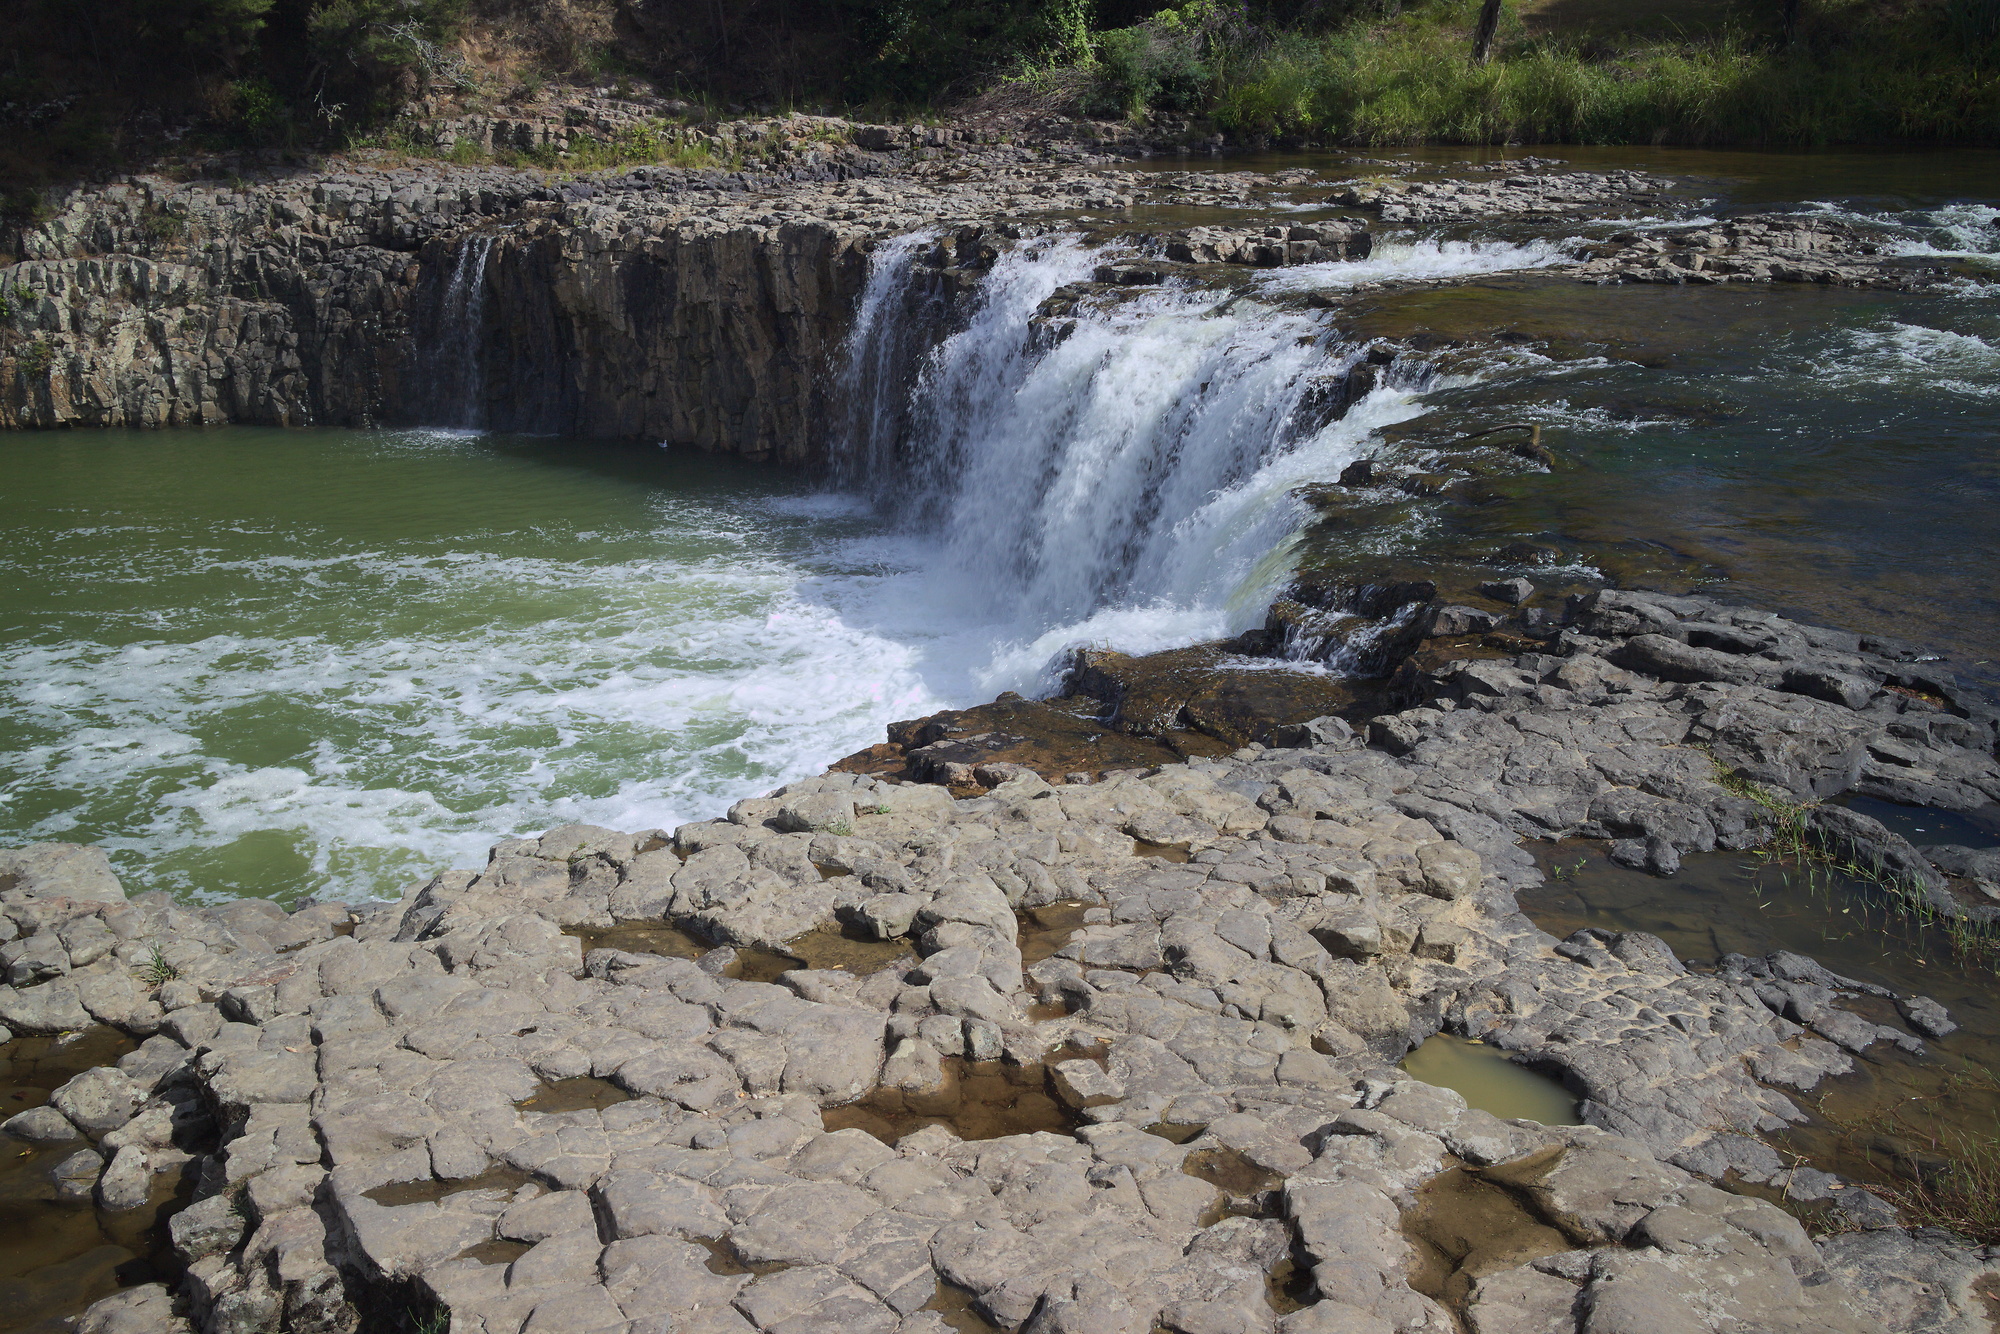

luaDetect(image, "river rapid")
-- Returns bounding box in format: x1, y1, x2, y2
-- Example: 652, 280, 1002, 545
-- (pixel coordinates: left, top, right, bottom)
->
1, 147, 1996, 907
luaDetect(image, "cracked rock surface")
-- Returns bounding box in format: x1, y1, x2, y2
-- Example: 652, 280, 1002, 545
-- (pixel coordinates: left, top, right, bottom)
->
7, 588, 1999, 1334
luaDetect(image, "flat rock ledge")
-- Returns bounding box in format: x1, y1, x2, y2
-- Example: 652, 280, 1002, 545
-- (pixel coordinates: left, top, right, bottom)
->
8, 592, 2000, 1334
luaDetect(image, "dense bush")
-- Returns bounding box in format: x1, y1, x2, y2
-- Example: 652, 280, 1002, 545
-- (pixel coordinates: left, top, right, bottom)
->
826, 0, 1098, 103
1094, 6, 1219, 114
1200, 0, 2000, 145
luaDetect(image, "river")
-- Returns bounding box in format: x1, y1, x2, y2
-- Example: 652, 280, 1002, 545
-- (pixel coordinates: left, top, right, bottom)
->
1, 148, 1996, 905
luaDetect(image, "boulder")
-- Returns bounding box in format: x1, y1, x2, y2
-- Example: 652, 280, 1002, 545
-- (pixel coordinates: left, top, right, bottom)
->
0, 843, 126, 902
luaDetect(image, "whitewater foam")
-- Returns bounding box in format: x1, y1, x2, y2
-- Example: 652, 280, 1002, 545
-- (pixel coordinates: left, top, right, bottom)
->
1816, 321, 2000, 399
1257, 236, 1577, 291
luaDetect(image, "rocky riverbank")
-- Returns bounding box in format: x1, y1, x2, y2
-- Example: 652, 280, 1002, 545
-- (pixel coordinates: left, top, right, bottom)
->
7, 583, 2000, 1334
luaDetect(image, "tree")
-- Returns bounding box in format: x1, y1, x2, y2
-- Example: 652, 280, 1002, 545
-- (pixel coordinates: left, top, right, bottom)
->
1471, 0, 1502, 63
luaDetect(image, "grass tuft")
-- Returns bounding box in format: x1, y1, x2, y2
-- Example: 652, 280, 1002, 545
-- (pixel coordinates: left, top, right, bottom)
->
138, 943, 181, 988
1701, 752, 2000, 967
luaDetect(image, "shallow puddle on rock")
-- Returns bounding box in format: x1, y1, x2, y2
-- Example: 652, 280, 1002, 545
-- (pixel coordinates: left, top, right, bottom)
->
564, 921, 710, 960
1517, 842, 1996, 1001
1145, 1122, 1208, 1145
1839, 795, 2000, 850
1018, 903, 1091, 967
1184, 1144, 1285, 1225
0, 1029, 187, 1334
697, 1237, 788, 1278
749, 925, 917, 981
822, 1060, 1080, 1144
921, 1279, 1006, 1333
1401, 1034, 1581, 1126
1133, 840, 1194, 863
1403, 1164, 1571, 1311
362, 1166, 533, 1207
1516, 841, 2000, 1207
1265, 1254, 1317, 1315
566, 920, 915, 983
0, 1030, 140, 1108
1183, 1144, 1283, 1197
459, 1238, 531, 1267
515, 1077, 633, 1115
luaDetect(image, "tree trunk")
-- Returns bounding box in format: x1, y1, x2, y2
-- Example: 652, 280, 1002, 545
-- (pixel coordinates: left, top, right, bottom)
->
1472, 0, 1504, 64
1782, 0, 1801, 45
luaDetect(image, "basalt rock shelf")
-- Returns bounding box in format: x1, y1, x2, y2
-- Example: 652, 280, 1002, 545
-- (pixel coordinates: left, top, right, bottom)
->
7, 590, 2000, 1334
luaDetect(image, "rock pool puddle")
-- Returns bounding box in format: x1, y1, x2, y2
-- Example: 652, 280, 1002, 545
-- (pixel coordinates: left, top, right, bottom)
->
1402, 1163, 1572, 1312
1839, 795, 2000, 851
1, 1030, 188, 1334
563, 921, 918, 983
822, 1060, 1079, 1144
514, 1077, 634, 1116
1399, 1034, 1582, 1126
1518, 840, 2000, 1219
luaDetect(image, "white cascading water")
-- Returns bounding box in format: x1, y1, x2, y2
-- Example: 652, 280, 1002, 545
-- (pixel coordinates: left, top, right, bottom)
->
832, 233, 1432, 691
429, 234, 496, 428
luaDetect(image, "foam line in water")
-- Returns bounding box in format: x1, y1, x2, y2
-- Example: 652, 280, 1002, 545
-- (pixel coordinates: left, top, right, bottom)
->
1816, 320, 2000, 399
0, 511, 954, 901
1257, 236, 1577, 290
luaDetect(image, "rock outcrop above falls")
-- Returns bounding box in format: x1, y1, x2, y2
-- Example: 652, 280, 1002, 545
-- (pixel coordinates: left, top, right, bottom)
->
1331, 169, 1680, 222
1572, 214, 1959, 288
9, 587, 2000, 1334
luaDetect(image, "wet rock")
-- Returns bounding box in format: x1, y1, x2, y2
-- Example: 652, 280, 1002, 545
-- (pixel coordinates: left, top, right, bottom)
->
1333, 170, 1676, 223
4, 1103, 82, 1141
1479, 578, 1536, 606
1162, 222, 1371, 267
1574, 214, 1964, 290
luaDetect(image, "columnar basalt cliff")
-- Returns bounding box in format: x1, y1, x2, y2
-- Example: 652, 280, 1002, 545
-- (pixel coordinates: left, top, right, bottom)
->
8, 130, 1965, 445
0, 116, 1153, 446
0, 166, 879, 452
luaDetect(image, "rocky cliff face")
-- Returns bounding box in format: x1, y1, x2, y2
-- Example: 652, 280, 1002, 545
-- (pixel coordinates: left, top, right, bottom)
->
0, 113, 1158, 452
441, 208, 870, 459
0, 165, 876, 457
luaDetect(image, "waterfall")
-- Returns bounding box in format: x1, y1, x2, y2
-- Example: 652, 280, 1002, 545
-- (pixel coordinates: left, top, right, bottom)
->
833, 234, 1427, 680
426, 234, 496, 429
